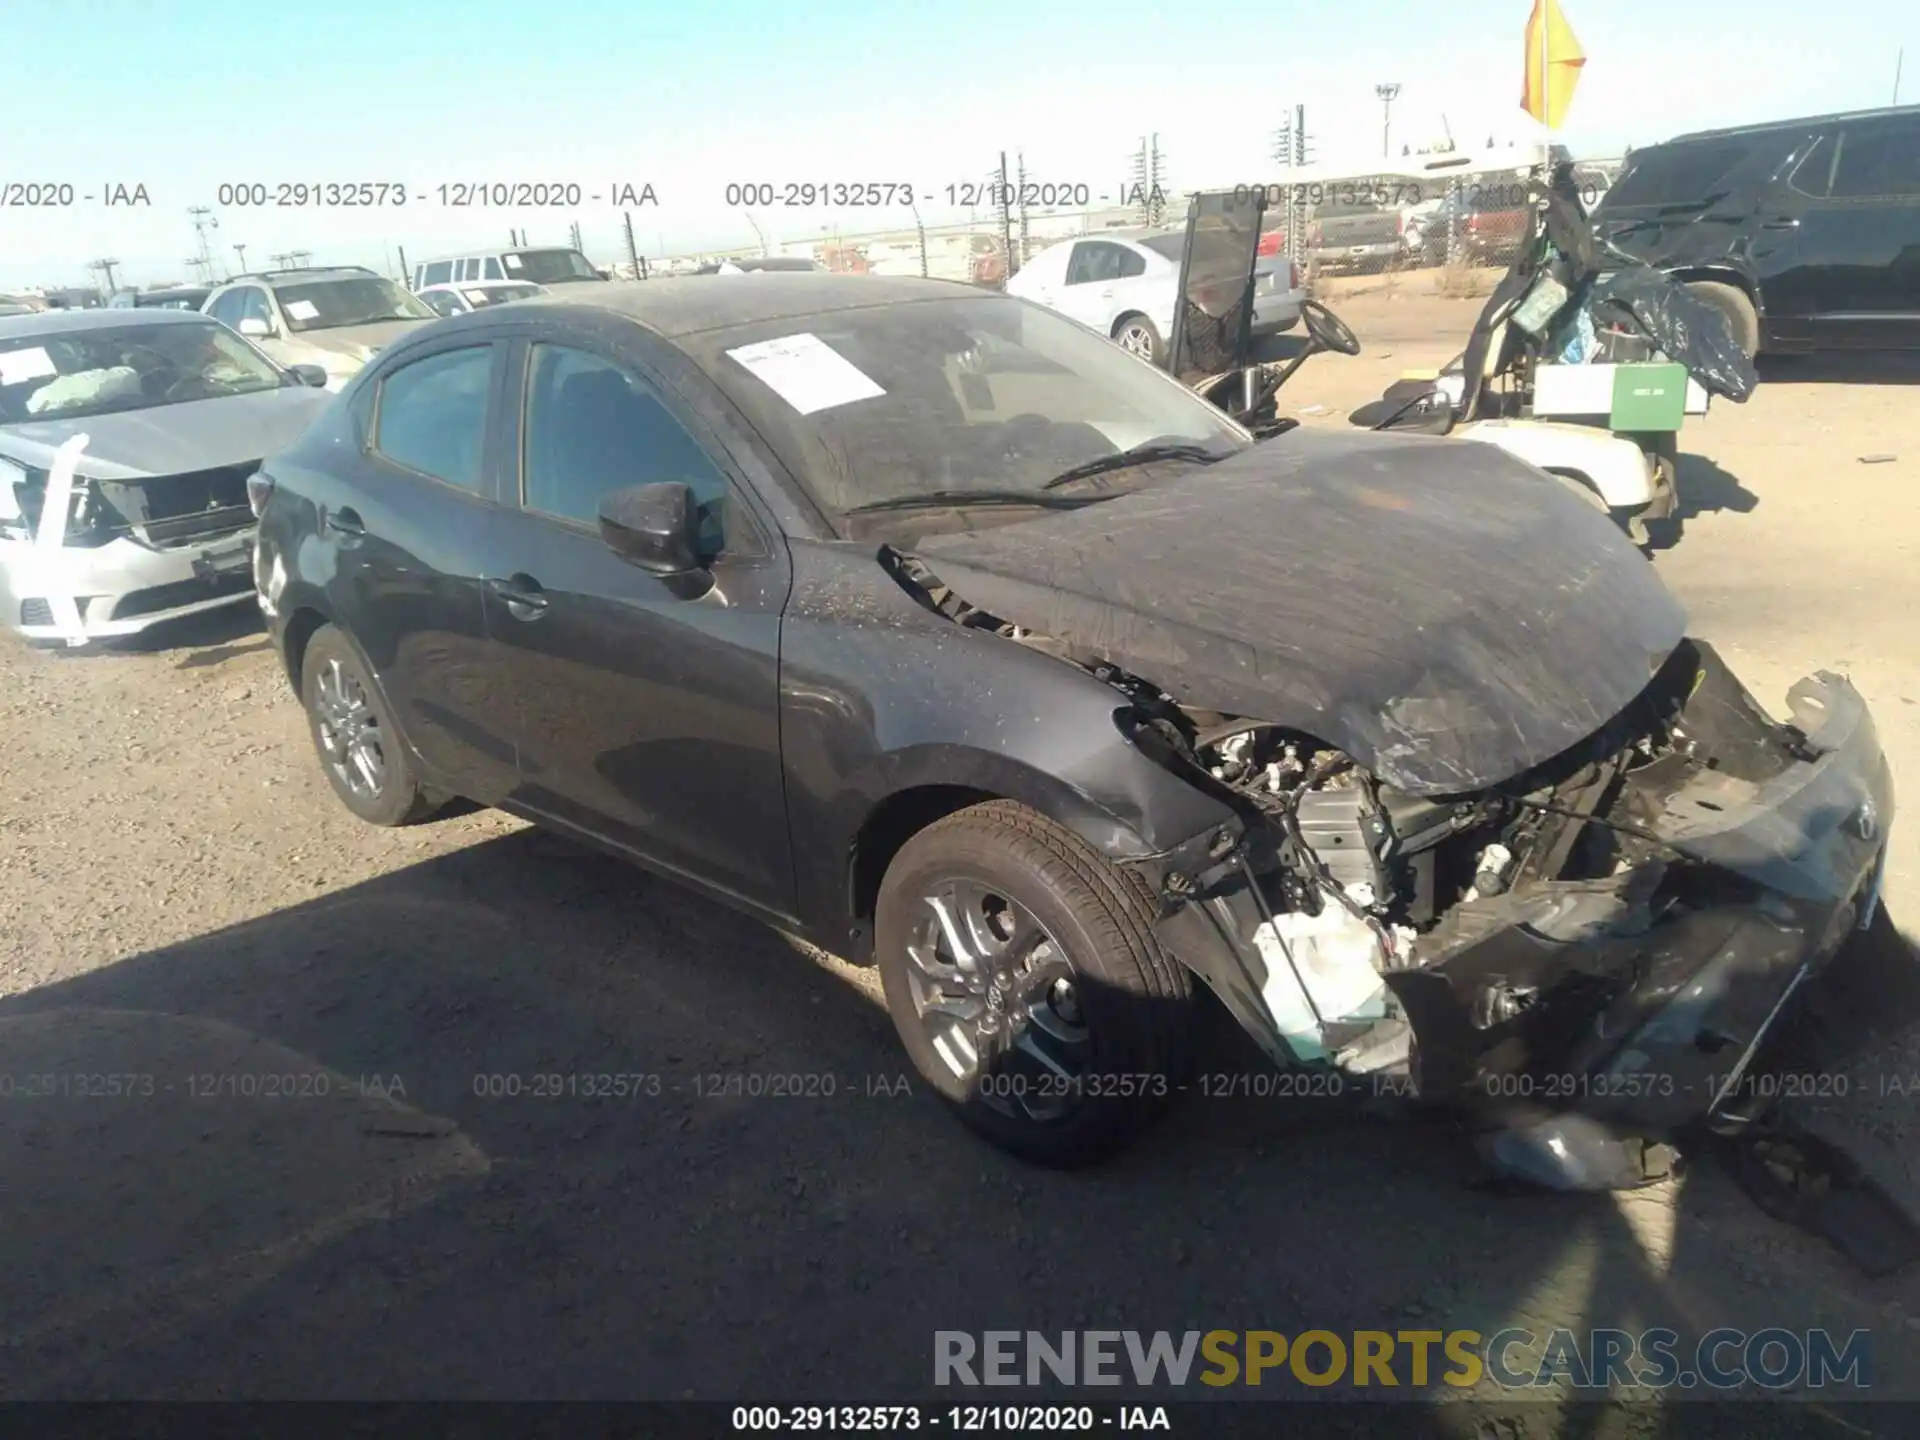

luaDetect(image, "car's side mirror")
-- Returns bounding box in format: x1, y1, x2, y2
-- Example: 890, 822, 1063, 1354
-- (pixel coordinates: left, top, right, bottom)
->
288, 363, 330, 388
599, 482, 706, 575
238, 316, 275, 338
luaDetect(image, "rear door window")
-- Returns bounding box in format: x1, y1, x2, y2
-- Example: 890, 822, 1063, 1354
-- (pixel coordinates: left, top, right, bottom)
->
1605, 137, 1773, 207
373, 345, 495, 492
1832, 119, 1920, 198
422, 261, 454, 286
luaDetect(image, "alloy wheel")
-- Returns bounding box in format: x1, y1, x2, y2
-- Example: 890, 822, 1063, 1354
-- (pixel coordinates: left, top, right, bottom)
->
903, 877, 1091, 1122
314, 658, 387, 801
1116, 323, 1155, 359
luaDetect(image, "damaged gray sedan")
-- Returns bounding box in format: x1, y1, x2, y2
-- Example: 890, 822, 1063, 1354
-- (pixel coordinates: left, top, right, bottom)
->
255, 277, 1893, 1191
1, 308, 334, 646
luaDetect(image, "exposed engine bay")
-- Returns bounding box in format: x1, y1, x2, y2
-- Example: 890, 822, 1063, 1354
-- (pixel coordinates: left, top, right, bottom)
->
889, 546, 1892, 1184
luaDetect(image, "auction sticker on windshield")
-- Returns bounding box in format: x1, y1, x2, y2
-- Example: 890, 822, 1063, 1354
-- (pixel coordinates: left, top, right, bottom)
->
726, 332, 886, 415
0, 347, 58, 386
283, 300, 320, 321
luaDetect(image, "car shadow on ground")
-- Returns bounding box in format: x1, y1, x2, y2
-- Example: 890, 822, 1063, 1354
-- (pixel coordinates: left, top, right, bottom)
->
32, 605, 269, 667
1756, 352, 1920, 386
2, 828, 1916, 1419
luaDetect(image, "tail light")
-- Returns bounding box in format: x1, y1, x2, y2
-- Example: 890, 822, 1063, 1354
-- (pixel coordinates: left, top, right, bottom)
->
1396, 211, 1406, 235
1288, 261, 1300, 290
246, 471, 275, 518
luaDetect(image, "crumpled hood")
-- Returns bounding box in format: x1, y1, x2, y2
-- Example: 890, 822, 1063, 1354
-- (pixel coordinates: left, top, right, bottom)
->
909, 428, 1689, 795
0, 385, 333, 481
290, 318, 430, 365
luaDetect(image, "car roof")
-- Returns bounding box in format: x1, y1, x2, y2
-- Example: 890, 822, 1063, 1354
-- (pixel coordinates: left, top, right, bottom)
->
218, 268, 382, 288
0, 307, 220, 338
1665, 102, 1920, 145
503, 273, 996, 339
419, 279, 541, 291
417, 246, 580, 262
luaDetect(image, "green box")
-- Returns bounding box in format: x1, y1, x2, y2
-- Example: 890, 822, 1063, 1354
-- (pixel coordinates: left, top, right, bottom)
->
1609, 363, 1689, 432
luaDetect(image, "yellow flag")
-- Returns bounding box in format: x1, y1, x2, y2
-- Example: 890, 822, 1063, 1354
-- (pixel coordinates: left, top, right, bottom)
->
1522, 0, 1586, 129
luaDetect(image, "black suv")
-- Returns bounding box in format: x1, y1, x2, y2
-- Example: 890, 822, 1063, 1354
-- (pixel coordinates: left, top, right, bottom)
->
1591, 104, 1920, 356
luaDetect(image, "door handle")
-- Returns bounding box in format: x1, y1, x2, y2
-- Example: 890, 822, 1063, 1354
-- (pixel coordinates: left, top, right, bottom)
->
324, 506, 365, 538
487, 573, 549, 620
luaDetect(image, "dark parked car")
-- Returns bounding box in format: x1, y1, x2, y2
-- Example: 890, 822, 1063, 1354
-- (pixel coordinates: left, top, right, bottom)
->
1592, 104, 1920, 356
252, 275, 1893, 1188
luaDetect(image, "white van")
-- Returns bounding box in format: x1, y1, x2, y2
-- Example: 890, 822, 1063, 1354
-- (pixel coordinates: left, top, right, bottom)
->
409, 247, 607, 291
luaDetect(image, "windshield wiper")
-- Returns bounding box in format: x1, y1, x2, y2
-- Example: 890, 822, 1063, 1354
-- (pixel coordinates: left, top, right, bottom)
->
844, 488, 1113, 516
1040, 442, 1224, 490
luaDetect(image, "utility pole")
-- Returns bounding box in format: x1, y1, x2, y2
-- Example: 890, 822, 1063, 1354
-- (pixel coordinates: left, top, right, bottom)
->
622, 211, 641, 279
188, 206, 219, 284
997, 151, 1016, 280
908, 197, 928, 277
1272, 116, 1294, 167
233, 243, 247, 273
397, 244, 410, 285
1896, 48, 1905, 103
1375, 83, 1401, 159
569, 220, 584, 253
89, 258, 121, 292
289, 250, 312, 269
1014, 150, 1031, 265
1131, 134, 1167, 227
744, 213, 770, 256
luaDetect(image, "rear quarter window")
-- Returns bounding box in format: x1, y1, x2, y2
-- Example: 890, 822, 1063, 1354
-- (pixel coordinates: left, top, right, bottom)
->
1602, 135, 1793, 208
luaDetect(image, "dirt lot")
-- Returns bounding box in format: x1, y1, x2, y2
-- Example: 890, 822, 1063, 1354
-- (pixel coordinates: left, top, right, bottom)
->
4, 289, 1920, 1420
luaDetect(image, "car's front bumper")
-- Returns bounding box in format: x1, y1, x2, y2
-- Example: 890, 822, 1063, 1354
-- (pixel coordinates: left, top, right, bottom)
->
2, 529, 257, 645
1145, 645, 1895, 1189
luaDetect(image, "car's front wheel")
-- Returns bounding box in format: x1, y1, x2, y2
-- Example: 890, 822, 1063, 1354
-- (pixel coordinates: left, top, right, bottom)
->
300, 623, 442, 827
874, 800, 1194, 1165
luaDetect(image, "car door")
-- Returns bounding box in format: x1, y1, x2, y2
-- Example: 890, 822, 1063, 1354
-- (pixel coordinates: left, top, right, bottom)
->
1054, 240, 1132, 332
333, 336, 523, 803
483, 332, 797, 919
1796, 115, 1920, 347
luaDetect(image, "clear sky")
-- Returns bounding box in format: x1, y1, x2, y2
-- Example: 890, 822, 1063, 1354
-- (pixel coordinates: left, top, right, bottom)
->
2, 0, 1910, 287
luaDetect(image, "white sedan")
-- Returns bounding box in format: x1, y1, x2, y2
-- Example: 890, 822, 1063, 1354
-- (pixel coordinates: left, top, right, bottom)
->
1007, 232, 1303, 368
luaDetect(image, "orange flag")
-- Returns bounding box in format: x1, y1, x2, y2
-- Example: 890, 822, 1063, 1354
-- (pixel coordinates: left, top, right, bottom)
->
1522, 0, 1586, 129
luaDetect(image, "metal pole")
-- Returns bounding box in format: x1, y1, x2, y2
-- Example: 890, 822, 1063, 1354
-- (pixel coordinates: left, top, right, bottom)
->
998, 151, 1015, 280
398, 245, 410, 286
623, 212, 640, 278
1895, 49, 1905, 104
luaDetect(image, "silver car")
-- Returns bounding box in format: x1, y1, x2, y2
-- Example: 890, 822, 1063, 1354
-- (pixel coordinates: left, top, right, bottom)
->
0, 309, 334, 647
202, 267, 437, 390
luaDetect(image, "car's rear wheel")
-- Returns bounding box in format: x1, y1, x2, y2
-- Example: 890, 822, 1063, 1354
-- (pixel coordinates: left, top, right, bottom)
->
1112, 314, 1163, 366
874, 800, 1194, 1165
300, 624, 441, 827
1685, 280, 1760, 360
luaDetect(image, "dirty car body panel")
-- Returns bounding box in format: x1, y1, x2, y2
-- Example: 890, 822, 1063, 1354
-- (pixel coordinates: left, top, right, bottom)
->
252, 275, 1895, 1188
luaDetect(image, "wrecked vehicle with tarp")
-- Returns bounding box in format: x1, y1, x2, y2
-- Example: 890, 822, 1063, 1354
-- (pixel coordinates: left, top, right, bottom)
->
259, 274, 1893, 1192
0, 308, 333, 646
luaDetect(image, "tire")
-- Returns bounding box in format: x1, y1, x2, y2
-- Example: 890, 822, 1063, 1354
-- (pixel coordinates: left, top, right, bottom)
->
1111, 313, 1163, 367
299, 623, 442, 827
1685, 280, 1760, 360
874, 799, 1194, 1166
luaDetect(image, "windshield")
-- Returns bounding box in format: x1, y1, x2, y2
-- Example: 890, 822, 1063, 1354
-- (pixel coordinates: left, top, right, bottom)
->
0, 320, 287, 424
505, 249, 600, 283
688, 293, 1249, 518
273, 276, 436, 331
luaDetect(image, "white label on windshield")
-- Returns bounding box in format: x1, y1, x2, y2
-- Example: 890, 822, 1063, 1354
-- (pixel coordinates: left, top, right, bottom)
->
724, 332, 885, 415
284, 299, 320, 320
503, 254, 523, 270
0, 346, 57, 385
463, 289, 489, 303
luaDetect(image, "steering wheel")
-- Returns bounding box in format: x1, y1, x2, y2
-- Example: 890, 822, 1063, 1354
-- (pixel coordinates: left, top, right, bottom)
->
1300, 299, 1361, 356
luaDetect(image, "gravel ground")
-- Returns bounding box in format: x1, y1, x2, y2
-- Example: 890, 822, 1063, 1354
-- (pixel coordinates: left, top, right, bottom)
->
3, 289, 1919, 1422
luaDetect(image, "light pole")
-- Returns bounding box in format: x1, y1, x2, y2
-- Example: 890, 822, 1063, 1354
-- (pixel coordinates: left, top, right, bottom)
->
1375, 83, 1401, 159
233, 243, 248, 273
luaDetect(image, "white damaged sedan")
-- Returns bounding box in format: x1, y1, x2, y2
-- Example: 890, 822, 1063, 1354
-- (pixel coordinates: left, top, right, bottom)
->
0, 308, 334, 647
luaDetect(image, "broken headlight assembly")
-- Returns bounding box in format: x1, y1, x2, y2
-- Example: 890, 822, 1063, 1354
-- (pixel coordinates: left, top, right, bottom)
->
1, 466, 114, 548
